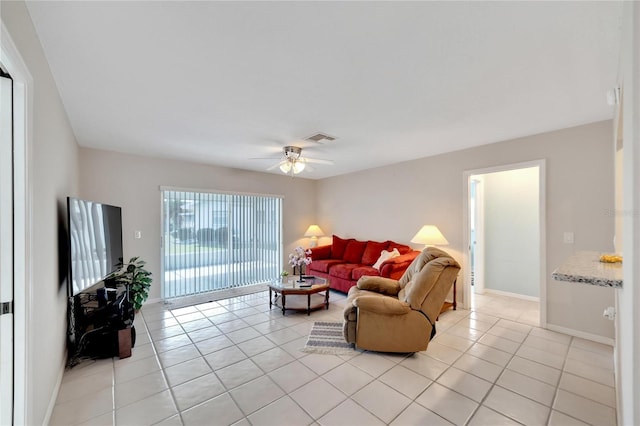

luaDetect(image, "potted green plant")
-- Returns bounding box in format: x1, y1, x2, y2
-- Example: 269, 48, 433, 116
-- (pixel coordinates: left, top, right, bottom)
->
106, 256, 152, 311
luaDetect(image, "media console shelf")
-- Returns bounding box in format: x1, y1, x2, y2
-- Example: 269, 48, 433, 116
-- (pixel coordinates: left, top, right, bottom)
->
67, 283, 135, 365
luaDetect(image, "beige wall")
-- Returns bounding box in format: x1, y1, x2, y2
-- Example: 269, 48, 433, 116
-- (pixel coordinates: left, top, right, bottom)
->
79, 148, 317, 301
2, 2, 80, 424
318, 120, 616, 340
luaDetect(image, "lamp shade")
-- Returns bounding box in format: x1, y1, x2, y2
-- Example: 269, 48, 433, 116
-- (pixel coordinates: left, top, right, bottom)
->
410, 225, 449, 246
292, 161, 305, 174
280, 160, 305, 174
279, 162, 292, 173
304, 225, 325, 238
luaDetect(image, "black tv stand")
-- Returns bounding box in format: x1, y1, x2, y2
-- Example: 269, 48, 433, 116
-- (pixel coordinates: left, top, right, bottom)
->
67, 282, 136, 365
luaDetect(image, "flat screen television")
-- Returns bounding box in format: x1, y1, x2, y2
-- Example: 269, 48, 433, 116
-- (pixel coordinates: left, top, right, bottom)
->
67, 197, 123, 297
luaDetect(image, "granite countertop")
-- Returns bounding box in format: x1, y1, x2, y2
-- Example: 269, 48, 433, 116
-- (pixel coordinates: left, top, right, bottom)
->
552, 251, 623, 288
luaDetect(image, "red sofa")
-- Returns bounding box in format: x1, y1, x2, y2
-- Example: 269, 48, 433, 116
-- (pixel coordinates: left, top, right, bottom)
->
308, 235, 420, 293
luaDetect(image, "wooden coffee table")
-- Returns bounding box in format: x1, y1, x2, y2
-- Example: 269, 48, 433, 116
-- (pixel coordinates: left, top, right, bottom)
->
268, 277, 330, 315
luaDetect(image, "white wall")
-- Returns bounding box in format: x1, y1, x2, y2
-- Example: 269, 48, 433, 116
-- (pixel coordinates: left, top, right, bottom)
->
1, 2, 80, 424
482, 167, 540, 298
79, 148, 318, 301
318, 121, 616, 340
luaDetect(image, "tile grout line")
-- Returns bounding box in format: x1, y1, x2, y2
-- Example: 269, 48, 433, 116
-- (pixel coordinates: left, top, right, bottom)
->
168, 295, 321, 423
546, 336, 616, 426
448, 311, 530, 425
432, 310, 581, 425
143, 307, 183, 426
380, 309, 486, 425
466, 316, 536, 426
544, 334, 574, 426
60, 291, 615, 426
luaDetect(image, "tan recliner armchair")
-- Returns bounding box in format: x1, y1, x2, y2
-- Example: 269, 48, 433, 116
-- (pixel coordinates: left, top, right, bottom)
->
343, 247, 460, 353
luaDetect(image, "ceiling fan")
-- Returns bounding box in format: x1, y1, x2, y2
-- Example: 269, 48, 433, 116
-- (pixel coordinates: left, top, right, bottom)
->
254, 145, 335, 176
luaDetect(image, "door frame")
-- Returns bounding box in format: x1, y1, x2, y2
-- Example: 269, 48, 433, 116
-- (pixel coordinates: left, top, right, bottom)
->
462, 159, 547, 327
469, 177, 485, 294
1, 21, 33, 426
0, 65, 14, 426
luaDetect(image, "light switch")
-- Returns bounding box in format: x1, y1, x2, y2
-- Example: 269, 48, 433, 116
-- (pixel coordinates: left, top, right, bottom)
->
134, 230, 142, 239
563, 232, 574, 244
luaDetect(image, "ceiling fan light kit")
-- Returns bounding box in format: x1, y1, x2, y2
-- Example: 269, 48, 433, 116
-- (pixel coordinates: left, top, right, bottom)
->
252, 141, 336, 176
279, 159, 306, 175
279, 146, 308, 176
283, 145, 302, 160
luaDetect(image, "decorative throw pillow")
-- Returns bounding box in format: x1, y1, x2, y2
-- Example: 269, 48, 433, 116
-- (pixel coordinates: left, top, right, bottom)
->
361, 241, 389, 265
372, 248, 400, 270
332, 235, 352, 259
386, 242, 412, 255
343, 240, 368, 264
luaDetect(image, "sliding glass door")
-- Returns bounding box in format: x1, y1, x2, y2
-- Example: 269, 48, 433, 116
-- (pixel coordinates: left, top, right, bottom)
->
161, 188, 282, 299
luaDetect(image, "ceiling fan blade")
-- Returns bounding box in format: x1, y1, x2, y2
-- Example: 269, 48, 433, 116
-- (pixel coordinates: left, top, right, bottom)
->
250, 156, 281, 161
303, 157, 335, 165
266, 160, 286, 171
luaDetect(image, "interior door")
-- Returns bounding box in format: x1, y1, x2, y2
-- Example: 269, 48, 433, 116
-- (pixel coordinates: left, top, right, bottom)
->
0, 72, 15, 426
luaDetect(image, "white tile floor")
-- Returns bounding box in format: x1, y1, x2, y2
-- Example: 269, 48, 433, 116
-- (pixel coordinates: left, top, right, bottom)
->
51, 290, 616, 426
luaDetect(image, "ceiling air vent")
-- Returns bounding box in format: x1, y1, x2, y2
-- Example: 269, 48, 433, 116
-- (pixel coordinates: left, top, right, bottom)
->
304, 132, 337, 144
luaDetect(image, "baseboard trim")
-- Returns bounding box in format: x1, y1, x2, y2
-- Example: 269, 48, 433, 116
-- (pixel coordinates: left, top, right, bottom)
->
43, 351, 67, 425
546, 323, 614, 346
483, 288, 540, 302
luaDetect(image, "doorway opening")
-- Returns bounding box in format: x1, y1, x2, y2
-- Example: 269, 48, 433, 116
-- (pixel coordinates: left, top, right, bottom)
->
463, 160, 546, 327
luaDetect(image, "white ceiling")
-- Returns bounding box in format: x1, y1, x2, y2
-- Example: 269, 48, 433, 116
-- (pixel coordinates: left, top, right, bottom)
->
26, 1, 623, 179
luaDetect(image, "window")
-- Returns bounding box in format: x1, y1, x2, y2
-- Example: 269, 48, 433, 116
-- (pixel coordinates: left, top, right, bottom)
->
161, 188, 282, 299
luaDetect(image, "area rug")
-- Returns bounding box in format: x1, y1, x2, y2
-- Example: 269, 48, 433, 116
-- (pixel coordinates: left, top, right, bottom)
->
301, 321, 357, 355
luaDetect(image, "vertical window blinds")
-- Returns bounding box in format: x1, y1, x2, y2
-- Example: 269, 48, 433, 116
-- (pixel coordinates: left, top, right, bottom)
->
161, 189, 282, 299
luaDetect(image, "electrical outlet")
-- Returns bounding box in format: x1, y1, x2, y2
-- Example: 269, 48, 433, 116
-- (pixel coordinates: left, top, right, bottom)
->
603, 306, 616, 320
134, 230, 142, 239
563, 232, 574, 244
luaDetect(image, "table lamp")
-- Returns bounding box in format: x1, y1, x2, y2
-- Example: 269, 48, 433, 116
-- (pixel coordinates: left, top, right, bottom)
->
304, 224, 325, 247
410, 225, 449, 247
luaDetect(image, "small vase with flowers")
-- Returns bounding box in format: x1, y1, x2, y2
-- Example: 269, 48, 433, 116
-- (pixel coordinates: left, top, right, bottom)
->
288, 246, 312, 282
